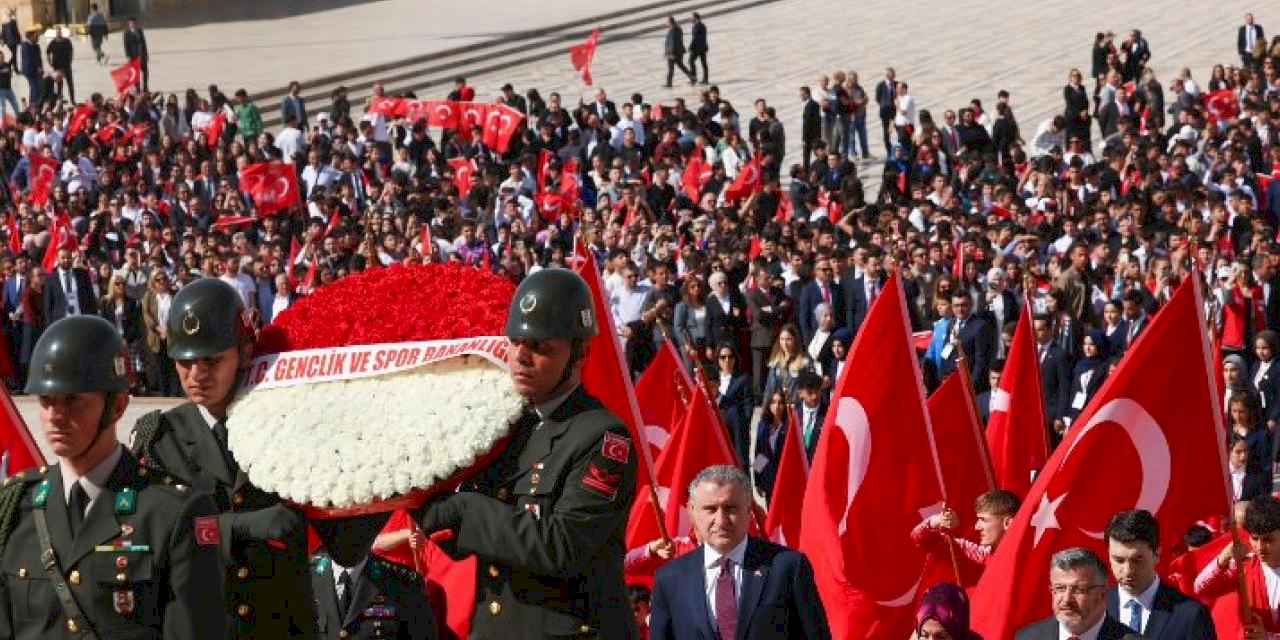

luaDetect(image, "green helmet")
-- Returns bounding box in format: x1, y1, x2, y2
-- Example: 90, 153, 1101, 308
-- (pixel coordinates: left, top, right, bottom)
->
505, 268, 598, 341
25, 315, 129, 395
167, 278, 247, 360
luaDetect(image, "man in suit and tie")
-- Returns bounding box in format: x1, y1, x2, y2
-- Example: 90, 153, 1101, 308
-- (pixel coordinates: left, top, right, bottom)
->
1103, 510, 1214, 638
1120, 289, 1149, 349
798, 255, 844, 343
281, 81, 308, 130
874, 67, 897, 155
688, 12, 709, 84
591, 88, 618, 122
1016, 547, 1133, 640
800, 86, 822, 172
1033, 313, 1071, 430
794, 371, 828, 461
1239, 13, 1266, 70
843, 248, 883, 338
747, 263, 787, 402
939, 292, 995, 392
649, 465, 831, 640
43, 248, 97, 323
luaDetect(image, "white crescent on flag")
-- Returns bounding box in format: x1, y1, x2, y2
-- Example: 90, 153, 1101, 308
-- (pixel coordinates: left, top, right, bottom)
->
833, 397, 871, 537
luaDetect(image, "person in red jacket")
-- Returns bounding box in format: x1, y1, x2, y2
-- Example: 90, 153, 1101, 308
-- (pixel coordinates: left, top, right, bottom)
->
911, 489, 1021, 586
1196, 495, 1280, 638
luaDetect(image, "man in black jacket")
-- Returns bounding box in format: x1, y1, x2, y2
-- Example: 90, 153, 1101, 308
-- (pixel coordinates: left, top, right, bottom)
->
1239, 13, 1266, 70
874, 67, 897, 156
800, 86, 822, 172
688, 12, 708, 85
123, 18, 149, 92
45, 26, 73, 103
663, 16, 694, 88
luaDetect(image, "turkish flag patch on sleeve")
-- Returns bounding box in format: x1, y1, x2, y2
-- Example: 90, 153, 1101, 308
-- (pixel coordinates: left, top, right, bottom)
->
581, 463, 622, 499
601, 432, 631, 464
195, 516, 220, 547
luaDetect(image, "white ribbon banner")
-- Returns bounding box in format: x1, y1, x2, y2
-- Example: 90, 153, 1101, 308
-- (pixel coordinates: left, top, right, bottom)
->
240, 335, 511, 392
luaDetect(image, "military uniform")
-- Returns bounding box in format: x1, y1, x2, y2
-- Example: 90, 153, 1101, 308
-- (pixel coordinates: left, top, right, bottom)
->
0, 451, 225, 639
310, 552, 437, 640
421, 386, 638, 639
132, 403, 317, 638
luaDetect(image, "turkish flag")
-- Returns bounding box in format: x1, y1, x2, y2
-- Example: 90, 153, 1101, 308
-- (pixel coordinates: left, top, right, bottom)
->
723, 158, 762, 202
323, 210, 342, 239
970, 276, 1233, 640
985, 303, 1048, 498
66, 103, 96, 139
764, 404, 808, 548
210, 215, 255, 232
1259, 173, 1275, 214
569, 28, 600, 86
110, 57, 142, 95
683, 151, 709, 200
0, 382, 43, 474
1204, 89, 1240, 122
928, 366, 995, 535
775, 193, 794, 223
536, 193, 566, 221
127, 122, 150, 147
559, 158, 582, 209
482, 104, 525, 153
634, 340, 694, 466
286, 237, 302, 289
424, 100, 460, 130
207, 111, 227, 149
41, 214, 74, 272
798, 272, 946, 640
456, 102, 490, 140
6, 215, 19, 255
374, 510, 475, 640
536, 150, 554, 193
400, 100, 431, 125
748, 235, 762, 262
368, 96, 408, 118
447, 158, 476, 199
419, 224, 434, 262
239, 162, 301, 216
28, 153, 59, 207
573, 240, 657, 486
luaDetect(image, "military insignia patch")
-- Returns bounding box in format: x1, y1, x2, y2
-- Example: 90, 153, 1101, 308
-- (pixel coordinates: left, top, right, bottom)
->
580, 308, 592, 328
601, 432, 630, 463
32, 479, 50, 508
113, 589, 136, 615
182, 310, 200, 336
114, 488, 136, 515
581, 463, 621, 498
519, 293, 537, 314
194, 516, 220, 547
523, 503, 541, 519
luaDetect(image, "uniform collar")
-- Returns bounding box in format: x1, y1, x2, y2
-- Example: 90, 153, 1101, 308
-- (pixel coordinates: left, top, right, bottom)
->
196, 404, 221, 430
534, 384, 579, 421
60, 443, 122, 504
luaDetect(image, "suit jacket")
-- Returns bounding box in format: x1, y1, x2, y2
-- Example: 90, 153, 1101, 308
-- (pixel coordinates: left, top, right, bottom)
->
874, 79, 896, 120
1105, 582, 1215, 639
690, 22, 708, 53
939, 315, 996, 391
753, 418, 787, 499
1240, 24, 1266, 55
797, 400, 828, 461
798, 279, 844, 343
1099, 102, 1124, 137
310, 553, 437, 640
842, 273, 880, 338
280, 95, 308, 129
1038, 342, 1071, 421
123, 28, 148, 63
802, 99, 821, 142
649, 538, 831, 640
42, 267, 98, 323
1250, 360, 1280, 422
746, 286, 783, 349
719, 373, 753, 465
664, 25, 686, 57
3, 273, 26, 318
1016, 615, 1133, 640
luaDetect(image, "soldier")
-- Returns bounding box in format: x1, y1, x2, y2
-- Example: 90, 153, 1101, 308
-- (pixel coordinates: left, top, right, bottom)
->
0, 315, 225, 638
129, 278, 316, 638
416, 268, 639, 639
310, 546, 437, 640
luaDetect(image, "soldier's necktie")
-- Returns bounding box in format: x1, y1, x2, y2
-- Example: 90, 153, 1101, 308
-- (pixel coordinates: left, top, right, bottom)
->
68, 481, 88, 536
715, 557, 737, 640
337, 568, 353, 619
213, 420, 239, 472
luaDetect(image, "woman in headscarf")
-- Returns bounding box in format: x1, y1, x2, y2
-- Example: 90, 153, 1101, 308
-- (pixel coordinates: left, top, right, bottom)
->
1064, 331, 1111, 426
916, 582, 982, 639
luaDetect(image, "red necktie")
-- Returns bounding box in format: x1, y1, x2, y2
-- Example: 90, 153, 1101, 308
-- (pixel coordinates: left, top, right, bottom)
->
715, 558, 737, 640
822, 284, 831, 305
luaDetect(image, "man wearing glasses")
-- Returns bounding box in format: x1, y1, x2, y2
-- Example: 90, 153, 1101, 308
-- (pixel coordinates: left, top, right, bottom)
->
1016, 547, 1131, 639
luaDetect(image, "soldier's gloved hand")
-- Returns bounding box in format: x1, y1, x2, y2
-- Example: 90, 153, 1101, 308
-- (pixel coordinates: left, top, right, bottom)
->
231, 504, 305, 543
418, 495, 463, 535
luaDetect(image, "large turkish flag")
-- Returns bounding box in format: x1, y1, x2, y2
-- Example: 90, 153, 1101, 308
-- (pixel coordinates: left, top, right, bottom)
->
985, 303, 1048, 498
971, 276, 1233, 640
239, 162, 301, 216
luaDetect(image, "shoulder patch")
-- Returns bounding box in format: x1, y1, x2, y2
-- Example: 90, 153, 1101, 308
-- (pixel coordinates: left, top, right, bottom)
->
601, 431, 631, 464
194, 515, 220, 547
31, 479, 50, 508
581, 462, 622, 499
311, 554, 331, 576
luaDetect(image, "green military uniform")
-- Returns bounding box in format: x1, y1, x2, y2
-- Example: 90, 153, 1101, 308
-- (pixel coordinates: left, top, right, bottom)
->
130, 277, 317, 638
310, 552, 437, 640
0, 453, 225, 639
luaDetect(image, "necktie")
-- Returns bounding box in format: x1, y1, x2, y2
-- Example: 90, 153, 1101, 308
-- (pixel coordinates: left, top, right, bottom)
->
68, 481, 88, 536
822, 285, 830, 305
803, 411, 815, 447
867, 281, 877, 306
213, 420, 239, 474
715, 558, 737, 640
337, 568, 353, 619
62, 270, 73, 312
1125, 599, 1143, 632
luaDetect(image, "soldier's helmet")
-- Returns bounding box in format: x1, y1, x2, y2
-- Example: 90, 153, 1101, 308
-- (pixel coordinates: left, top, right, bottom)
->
166, 278, 247, 360
25, 315, 129, 395
505, 268, 598, 341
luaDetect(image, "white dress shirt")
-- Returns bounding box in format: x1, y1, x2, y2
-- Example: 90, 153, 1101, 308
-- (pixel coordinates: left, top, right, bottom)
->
703, 537, 747, 624
333, 556, 366, 597
1232, 463, 1247, 501
1116, 578, 1159, 633
59, 444, 124, 511
56, 267, 81, 315
1264, 562, 1280, 620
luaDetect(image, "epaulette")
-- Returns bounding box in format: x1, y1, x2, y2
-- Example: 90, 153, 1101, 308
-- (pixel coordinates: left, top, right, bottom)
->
131, 409, 173, 478
369, 556, 421, 585
310, 554, 332, 576
0, 467, 46, 557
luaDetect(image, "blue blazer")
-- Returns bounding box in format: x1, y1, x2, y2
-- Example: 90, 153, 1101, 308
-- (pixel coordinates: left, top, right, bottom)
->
1105, 582, 1215, 640
649, 538, 831, 640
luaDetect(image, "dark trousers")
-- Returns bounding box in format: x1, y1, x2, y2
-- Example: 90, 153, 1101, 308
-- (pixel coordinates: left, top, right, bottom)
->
52, 65, 73, 104
802, 139, 818, 172
665, 56, 693, 86
688, 50, 708, 83
880, 117, 894, 154
147, 344, 180, 396
751, 345, 770, 404
23, 73, 39, 111
850, 117, 870, 158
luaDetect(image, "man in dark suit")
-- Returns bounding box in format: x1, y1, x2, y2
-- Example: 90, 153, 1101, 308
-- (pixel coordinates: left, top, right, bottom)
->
843, 248, 884, 338
1016, 547, 1132, 640
1239, 13, 1265, 69
663, 16, 694, 88
16, 29, 41, 108
649, 465, 830, 640
800, 86, 822, 172
795, 371, 828, 461
688, 12, 708, 84
747, 264, 787, 401
1253, 255, 1280, 331
976, 367, 1002, 424
310, 548, 437, 639
874, 67, 897, 155
1098, 87, 1130, 139
122, 17, 149, 92
1120, 289, 1149, 349
590, 88, 618, 122
1103, 510, 1215, 639
43, 248, 98, 323
280, 81, 308, 130
798, 255, 844, 343
1033, 314, 1071, 425
939, 293, 995, 392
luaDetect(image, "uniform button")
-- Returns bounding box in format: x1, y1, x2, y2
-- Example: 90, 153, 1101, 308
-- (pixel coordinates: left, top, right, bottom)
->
338, 631, 349, 639
237, 604, 252, 618
68, 570, 80, 585
237, 566, 250, 580
580, 625, 591, 633
528, 487, 536, 495
175, 484, 189, 493
17, 568, 27, 578
38, 466, 47, 474
488, 601, 501, 616
66, 618, 78, 633
116, 572, 127, 583
530, 472, 540, 484
233, 493, 245, 506
121, 524, 135, 536
116, 556, 128, 570
488, 565, 500, 578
